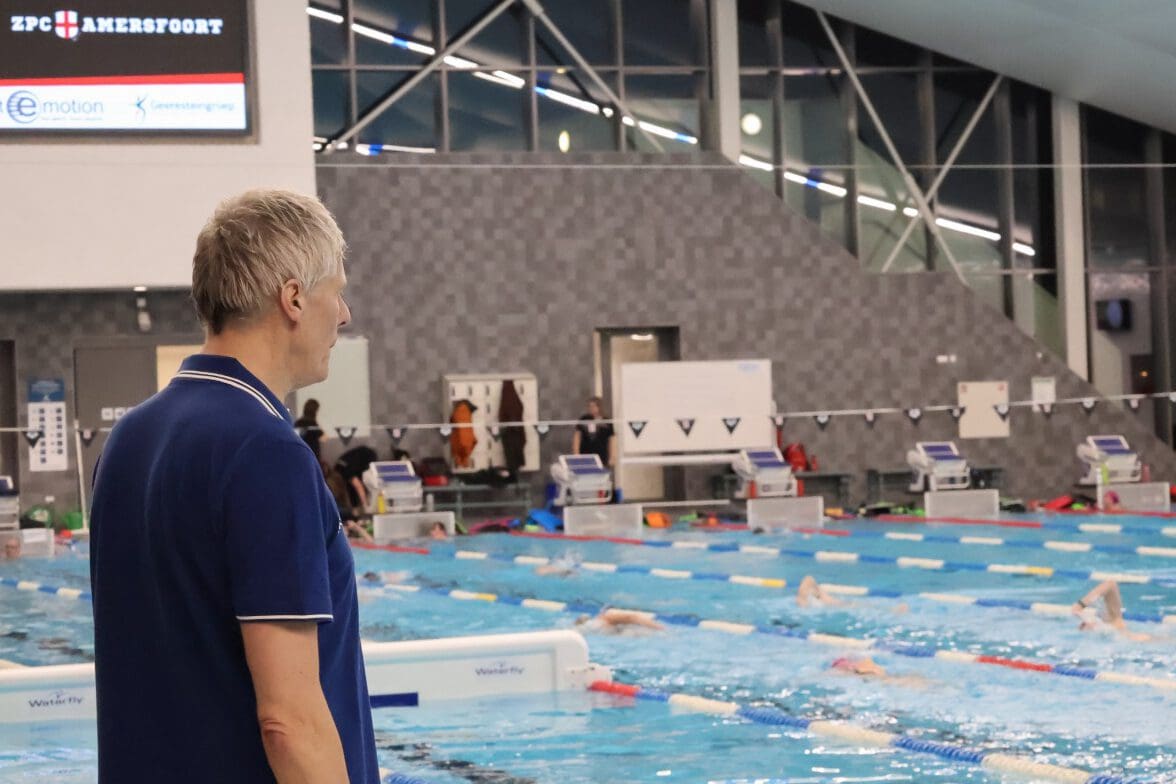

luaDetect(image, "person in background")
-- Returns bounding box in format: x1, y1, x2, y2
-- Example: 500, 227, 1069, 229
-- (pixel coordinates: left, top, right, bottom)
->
2, 535, 19, 560
295, 398, 325, 460
572, 395, 615, 468
334, 444, 379, 516
1073, 580, 1155, 642
428, 521, 448, 540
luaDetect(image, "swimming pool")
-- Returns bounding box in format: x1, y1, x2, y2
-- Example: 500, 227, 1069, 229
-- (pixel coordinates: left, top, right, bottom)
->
1, 511, 1173, 782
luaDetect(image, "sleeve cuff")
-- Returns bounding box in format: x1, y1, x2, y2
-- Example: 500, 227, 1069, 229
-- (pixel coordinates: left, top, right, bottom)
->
236, 613, 334, 622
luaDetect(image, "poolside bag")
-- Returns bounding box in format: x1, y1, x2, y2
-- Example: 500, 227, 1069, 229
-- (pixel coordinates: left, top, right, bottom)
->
1042, 494, 1072, 511
527, 508, 563, 532
782, 443, 814, 472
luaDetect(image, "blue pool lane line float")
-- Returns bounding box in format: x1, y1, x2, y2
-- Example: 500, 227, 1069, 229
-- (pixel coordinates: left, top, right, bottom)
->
588, 679, 1151, 784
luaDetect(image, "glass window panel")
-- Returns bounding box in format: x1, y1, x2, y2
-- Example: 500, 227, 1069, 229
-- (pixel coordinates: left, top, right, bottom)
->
310, 0, 347, 65
537, 71, 616, 152
353, 0, 433, 65
453, 9, 526, 67
858, 73, 921, 173
537, 0, 615, 65
739, 75, 775, 191
737, 0, 772, 67
739, 76, 773, 161
448, 71, 527, 151
622, 0, 700, 66
623, 74, 701, 152
780, 1, 836, 69
312, 70, 350, 139
1085, 107, 1150, 268
355, 71, 436, 150
1165, 134, 1176, 266
779, 75, 848, 247
934, 72, 998, 165
854, 26, 920, 67
1012, 272, 1063, 356
1010, 81, 1051, 270
857, 141, 927, 273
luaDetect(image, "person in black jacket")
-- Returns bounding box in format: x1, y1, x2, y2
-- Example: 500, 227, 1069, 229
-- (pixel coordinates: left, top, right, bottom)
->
294, 398, 325, 460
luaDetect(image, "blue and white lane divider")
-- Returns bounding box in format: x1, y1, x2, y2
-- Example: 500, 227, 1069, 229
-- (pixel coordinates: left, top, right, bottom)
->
811, 581, 1176, 626
452, 549, 787, 589
0, 576, 90, 601
588, 680, 1148, 784
508, 532, 1176, 588
449, 546, 1176, 625
808, 526, 1176, 560
371, 581, 1176, 693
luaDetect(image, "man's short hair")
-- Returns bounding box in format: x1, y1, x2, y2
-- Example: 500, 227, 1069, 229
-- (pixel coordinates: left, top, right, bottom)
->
192, 189, 346, 334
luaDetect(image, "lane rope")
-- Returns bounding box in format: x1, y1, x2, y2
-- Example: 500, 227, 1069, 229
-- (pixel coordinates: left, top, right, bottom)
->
587, 680, 1147, 784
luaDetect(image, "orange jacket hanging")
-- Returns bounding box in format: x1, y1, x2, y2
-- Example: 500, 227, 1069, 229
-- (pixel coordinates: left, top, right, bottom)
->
449, 399, 478, 468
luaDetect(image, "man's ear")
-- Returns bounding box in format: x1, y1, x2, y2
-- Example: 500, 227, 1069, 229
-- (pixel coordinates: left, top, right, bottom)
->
278, 279, 305, 323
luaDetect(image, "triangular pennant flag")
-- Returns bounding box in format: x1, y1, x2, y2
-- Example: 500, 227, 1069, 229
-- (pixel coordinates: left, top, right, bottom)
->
534, 423, 550, 439
628, 421, 647, 438
488, 424, 502, 441
22, 429, 42, 448
80, 428, 97, 447
1081, 398, 1097, 414
385, 427, 404, 445
335, 426, 356, 445
722, 417, 741, 434
906, 408, 922, 424
1127, 397, 1141, 411
439, 425, 453, 440
772, 415, 785, 428
676, 418, 695, 436
863, 411, 877, 428
1040, 403, 1053, 418
814, 413, 831, 430
993, 403, 1010, 421
948, 406, 964, 421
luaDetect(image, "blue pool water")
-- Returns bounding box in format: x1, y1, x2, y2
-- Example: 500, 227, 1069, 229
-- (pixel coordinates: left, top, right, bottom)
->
1, 513, 1174, 783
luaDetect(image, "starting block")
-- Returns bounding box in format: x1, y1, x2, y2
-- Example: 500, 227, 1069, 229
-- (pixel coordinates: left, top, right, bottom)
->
731, 448, 797, 498
907, 442, 970, 492
747, 495, 824, 530
562, 503, 643, 538
1077, 435, 1141, 486
924, 488, 998, 519
551, 454, 613, 506
363, 461, 423, 513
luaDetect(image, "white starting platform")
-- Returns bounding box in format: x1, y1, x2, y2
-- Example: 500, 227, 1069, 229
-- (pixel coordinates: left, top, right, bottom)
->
747, 495, 824, 530
562, 503, 643, 538
1077, 435, 1141, 486
0, 630, 610, 723
372, 511, 457, 542
924, 488, 999, 519
1099, 482, 1170, 513
551, 454, 613, 506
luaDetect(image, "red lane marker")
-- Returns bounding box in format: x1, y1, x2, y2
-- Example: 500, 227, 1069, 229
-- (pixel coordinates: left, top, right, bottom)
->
510, 530, 647, 546
351, 541, 430, 555
875, 514, 1043, 530
795, 527, 850, 537
976, 655, 1053, 673
690, 522, 746, 532
589, 680, 639, 697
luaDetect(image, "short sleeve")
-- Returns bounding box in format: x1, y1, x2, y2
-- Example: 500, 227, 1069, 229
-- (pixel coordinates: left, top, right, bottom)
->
222, 437, 334, 623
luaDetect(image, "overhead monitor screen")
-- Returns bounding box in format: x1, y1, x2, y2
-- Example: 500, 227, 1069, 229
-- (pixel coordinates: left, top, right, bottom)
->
0, 1, 250, 133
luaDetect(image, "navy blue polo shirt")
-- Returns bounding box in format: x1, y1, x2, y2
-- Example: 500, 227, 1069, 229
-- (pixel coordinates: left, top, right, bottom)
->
89, 354, 377, 783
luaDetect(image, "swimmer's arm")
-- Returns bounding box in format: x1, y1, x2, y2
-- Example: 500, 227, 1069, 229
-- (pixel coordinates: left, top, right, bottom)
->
1073, 580, 1116, 613
602, 609, 664, 630
241, 621, 347, 784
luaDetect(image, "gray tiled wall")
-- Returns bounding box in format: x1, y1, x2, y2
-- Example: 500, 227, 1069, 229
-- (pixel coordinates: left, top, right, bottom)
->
4, 151, 1175, 511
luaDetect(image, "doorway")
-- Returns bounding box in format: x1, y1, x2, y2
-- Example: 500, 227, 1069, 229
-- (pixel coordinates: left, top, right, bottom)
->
0, 341, 16, 485
593, 326, 681, 501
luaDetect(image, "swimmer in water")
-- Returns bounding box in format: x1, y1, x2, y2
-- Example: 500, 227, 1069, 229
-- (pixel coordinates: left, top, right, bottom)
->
1073, 580, 1156, 642
574, 608, 664, 635
797, 575, 908, 613
534, 553, 580, 577
361, 570, 411, 585
828, 655, 930, 688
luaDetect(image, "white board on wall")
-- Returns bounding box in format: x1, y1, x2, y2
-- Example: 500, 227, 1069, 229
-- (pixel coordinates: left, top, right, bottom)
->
958, 380, 1010, 439
619, 360, 773, 454
295, 336, 371, 439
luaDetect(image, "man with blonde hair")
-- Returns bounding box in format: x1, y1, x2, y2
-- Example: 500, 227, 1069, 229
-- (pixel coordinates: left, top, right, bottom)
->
90, 189, 377, 783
